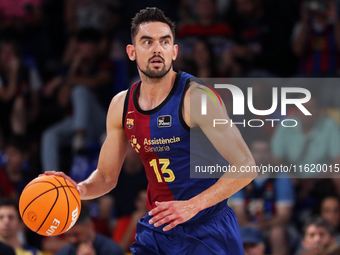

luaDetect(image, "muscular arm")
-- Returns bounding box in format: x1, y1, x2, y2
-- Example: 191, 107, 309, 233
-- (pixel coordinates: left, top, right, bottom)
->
186, 84, 256, 211
77, 91, 128, 199
149, 83, 256, 231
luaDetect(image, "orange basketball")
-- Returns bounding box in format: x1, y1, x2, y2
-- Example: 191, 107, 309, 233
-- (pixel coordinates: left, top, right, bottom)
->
19, 175, 81, 236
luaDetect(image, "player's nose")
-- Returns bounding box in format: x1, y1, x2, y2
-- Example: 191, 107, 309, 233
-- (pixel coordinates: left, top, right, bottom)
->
152, 41, 162, 54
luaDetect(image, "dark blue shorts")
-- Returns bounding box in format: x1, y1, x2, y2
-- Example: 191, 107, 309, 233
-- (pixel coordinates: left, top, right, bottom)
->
130, 205, 245, 255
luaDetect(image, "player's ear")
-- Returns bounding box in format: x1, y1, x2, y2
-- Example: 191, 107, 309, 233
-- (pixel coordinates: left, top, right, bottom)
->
126, 44, 136, 61
172, 44, 178, 61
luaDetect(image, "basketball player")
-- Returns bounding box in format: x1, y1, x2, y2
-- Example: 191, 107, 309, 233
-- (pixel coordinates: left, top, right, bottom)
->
45, 8, 257, 254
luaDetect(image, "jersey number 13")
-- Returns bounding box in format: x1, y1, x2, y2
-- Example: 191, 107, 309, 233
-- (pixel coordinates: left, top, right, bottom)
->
149, 159, 175, 183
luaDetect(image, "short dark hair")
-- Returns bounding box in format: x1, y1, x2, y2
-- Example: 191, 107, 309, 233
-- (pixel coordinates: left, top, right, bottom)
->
303, 216, 336, 237
0, 198, 20, 220
131, 7, 176, 44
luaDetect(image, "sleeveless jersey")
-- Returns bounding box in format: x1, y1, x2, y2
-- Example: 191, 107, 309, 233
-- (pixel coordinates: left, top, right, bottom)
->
123, 71, 227, 221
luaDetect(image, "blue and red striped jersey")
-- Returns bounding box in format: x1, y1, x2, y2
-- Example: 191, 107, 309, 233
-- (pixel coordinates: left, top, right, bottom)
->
123, 71, 227, 221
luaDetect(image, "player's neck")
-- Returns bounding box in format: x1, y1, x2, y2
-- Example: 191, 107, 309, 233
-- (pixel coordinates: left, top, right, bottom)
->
138, 70, 177, 111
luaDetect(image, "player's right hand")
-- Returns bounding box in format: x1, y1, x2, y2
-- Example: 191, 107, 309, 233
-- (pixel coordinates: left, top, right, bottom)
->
40, 171, 84, 195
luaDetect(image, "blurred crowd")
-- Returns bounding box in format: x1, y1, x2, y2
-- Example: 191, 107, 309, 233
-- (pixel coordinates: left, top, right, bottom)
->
1, 0, 340, 254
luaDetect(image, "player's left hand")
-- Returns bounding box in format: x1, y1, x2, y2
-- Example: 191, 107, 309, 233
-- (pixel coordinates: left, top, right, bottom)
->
148, 200, 200, 231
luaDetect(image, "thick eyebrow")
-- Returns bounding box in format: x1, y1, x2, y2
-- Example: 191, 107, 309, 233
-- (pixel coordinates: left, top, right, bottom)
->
160, 35, 172, 41
139, 35, 153, 41
139, 34, 172, 42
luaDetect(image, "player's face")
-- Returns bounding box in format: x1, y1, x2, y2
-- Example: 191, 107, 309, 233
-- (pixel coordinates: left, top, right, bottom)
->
0, 206, 21, 239
303, 225, 334, 252
127, 22, 178, 79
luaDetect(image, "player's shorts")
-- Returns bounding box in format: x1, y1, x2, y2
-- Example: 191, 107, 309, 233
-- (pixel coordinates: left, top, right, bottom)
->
130, 204, 245, 255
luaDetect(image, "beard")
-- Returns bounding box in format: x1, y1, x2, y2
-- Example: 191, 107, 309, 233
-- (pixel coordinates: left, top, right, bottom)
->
136, 55, 171, 79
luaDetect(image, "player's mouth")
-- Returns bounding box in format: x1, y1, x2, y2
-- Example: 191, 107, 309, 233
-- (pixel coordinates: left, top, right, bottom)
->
150, 57, 164, 67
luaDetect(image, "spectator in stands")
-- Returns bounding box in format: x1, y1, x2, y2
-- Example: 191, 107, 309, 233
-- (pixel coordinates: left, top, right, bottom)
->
231, 0, 293, 76
0, 0, 52, 71
295, 196, 340, 253
231, 136, 295, 254
271, 95, 340, 171
233, 80, 282, 143
109, 144, 147, 218
0, 0, 42, 28
177, 0, 233, 38
272, 95, 340, 229
64, 0, 120, 34
0, 40, 41, 138
82, 195, 115, 237
42, 235, 68, 255
0, 241, 15, 255
295, 217, 336, 255
112, 188, 148, 252
56, 205, 124, 255
109, 145, 147, 252
177, 0, 234, 76
179, 0, 232, 24
320, 197, 340, 238
177, 0, 232, 38
310, 243, 340, 255
0, 198, 42, 255
292, 0, 340, 76
0, 136, 31, 197
240, 226, 266, 255
190, 39, 218, 78
41, 28, 113, 172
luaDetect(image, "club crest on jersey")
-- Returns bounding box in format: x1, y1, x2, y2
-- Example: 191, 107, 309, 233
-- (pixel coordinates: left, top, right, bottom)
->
126, 118, 134, 129
157, 115, 171, 128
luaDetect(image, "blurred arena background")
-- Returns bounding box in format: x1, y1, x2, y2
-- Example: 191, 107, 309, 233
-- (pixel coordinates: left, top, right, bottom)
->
1, 0, 340, 254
